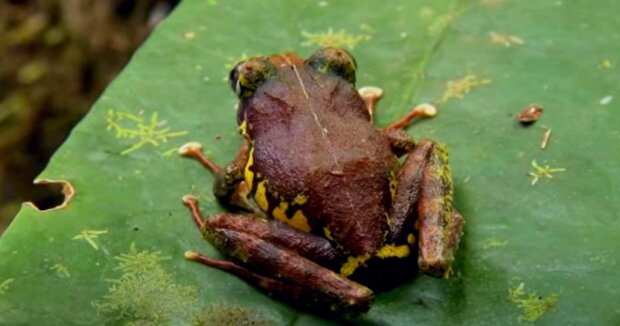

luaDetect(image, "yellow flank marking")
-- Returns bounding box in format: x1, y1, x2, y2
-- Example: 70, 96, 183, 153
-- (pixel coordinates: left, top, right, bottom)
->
272, 202, 289, 222
244, 147, 255, 190
293, 194, 308, 205
105, 110, 188, 155
301, 28, 370, 49
255, 181, 269, 212
489, 32, 525, 47
389, 171, 398, 202
290, 210, 311, 233
407, 233, 416, 245
437, 74, 492, 104
375, 244, 410, 259
323, 227, 334, 241
340, 254, 371, 277
528, 160, 566, 186
238, 120, 248, 136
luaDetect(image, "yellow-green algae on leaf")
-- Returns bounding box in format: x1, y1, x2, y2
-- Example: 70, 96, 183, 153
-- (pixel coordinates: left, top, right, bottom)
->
105, 110, 188, 155
92, 244, 198, 324
507, 282, 559, 323
72, 229, 108, 251
0, 279, 13, 295
192, 302, 275, 326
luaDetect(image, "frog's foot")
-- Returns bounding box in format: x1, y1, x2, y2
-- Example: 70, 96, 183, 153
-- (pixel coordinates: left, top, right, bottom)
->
386, 103, 437, 130
388, 140, 464, 278
182, 196, 372, 314
358, 86, 383, 121
178, 142, 223, 174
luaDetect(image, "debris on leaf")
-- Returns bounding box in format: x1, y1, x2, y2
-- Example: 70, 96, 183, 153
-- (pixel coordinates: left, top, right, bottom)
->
600, 95, 613, 105
517, 103, 543, 126
489, 32, 525, 47
540, 128, 552, 149
508, 282, 559, 322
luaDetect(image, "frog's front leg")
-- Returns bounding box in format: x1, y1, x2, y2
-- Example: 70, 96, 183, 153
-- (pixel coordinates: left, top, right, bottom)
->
182, 196, 373, 314
388, 140, 464, 278
179, 139, 255, 211
358, 86, 437, 128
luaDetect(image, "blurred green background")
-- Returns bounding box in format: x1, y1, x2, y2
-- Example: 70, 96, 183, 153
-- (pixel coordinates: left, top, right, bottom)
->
0, 0, 180, 234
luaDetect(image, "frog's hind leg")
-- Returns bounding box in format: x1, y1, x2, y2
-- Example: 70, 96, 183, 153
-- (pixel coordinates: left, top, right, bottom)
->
182, 195, 372, 314
387, 140, 464, 278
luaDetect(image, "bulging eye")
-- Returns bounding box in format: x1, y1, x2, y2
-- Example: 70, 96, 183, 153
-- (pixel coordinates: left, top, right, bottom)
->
228, 58, 276, 99
306, 47, 357, 84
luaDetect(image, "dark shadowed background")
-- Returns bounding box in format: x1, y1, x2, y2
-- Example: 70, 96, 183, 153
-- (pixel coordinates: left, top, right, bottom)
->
0, 0, 180, 234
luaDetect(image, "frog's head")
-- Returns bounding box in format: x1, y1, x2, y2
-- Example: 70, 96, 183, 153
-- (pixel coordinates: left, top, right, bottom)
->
228, 47, 357, 100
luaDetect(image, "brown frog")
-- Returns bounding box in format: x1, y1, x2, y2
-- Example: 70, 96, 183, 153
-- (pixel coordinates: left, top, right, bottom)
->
179, 47, 464, 314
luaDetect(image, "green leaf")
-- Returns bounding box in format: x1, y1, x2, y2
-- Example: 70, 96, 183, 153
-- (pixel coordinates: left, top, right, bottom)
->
1, 0, 619, 324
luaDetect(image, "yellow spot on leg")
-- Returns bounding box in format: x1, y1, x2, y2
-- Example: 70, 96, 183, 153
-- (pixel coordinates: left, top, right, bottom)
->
375, 244, 410, 259
255, 181, 269, 212
340, 255, 371, 277
407, 233, 416, 245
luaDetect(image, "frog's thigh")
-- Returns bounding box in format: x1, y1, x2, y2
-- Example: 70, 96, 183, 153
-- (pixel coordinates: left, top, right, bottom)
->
415, 140, 464, 278
388, 140, 434, 243
205, 213, 342, 265
188, 213, 373, 314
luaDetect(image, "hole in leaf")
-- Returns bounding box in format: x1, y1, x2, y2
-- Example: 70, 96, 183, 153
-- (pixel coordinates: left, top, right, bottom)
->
26, 179, 75, 212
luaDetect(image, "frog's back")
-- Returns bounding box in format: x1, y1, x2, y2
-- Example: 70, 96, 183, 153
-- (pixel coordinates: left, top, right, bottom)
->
242, 63, 396, 256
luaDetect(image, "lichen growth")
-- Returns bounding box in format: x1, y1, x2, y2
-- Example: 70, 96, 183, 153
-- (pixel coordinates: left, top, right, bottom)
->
105, 110, 188, 155
301, 28, 370, 49
507, 282, 559, 322
192, 303, 274, 326
92, 244, 198, 325
72, 229, 108, 251
436, 74, 491, 103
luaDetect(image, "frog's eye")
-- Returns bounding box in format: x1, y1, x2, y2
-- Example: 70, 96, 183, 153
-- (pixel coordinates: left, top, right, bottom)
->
306, 47, 357, 84
229, 58, 276, 99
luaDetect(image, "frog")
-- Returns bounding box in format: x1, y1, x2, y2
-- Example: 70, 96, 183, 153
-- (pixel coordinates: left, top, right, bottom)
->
179, 47, 464, 315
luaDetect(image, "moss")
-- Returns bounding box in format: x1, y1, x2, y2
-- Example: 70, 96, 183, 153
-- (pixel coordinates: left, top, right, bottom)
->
92, 244, 198, 325
507, 282, 559, 323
